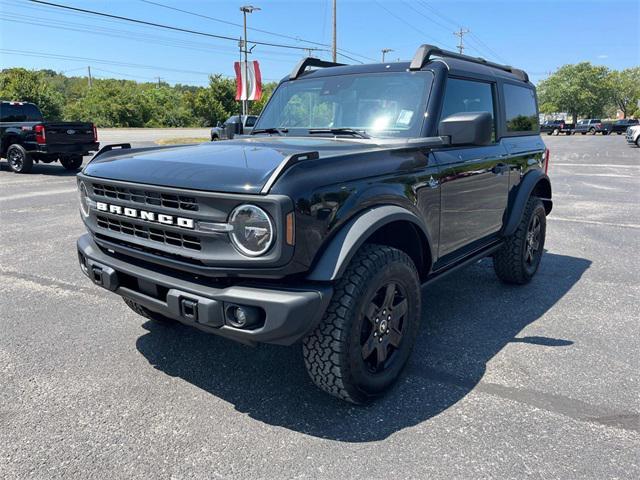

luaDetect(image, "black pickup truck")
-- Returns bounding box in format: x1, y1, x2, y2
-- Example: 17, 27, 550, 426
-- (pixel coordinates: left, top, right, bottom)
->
76, 45, 551, 403
0, 101, 99, 173
604, 118, 639, 135
540, 119, 574, 135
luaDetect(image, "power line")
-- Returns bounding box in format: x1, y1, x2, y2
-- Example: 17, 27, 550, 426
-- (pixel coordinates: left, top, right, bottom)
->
373, 0, 456, 50
416, 0, 509, 63
28, 0, 327, 52
139, 0, 374, 62
1, 48, 223, 77
0, 12, 302, 63
0, 48, 281, 83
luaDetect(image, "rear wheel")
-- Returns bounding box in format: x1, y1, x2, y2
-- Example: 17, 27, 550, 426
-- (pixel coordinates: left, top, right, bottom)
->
7, 144, 33, 173
60, 155, 83, 171
123, 298, 177, 325
303, 244, 421, 404
493, 196, 546, 285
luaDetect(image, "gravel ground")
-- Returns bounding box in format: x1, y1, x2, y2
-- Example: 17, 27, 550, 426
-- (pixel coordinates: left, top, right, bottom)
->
0, 133, 638, 479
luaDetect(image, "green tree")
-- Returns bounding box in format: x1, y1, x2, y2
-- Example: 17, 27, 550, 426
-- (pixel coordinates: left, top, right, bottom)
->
608, 67, 640, 118
538, 63, 611, 122
0, 68, 64, 119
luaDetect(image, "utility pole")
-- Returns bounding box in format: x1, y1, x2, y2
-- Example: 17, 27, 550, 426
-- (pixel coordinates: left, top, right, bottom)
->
240, 5, 260, 117
156, 77, 163, 88
87, 66, 92, 88
332, 0, 337, 62
381, 48, 393, 62
453, 28, 470, 54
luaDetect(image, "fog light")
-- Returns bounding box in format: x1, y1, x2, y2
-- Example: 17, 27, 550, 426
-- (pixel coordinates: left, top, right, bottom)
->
225, 304, 263, 329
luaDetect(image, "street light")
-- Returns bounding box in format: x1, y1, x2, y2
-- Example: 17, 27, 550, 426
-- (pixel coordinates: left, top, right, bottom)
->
240, 5, 260, 117
381, 48, 394, 62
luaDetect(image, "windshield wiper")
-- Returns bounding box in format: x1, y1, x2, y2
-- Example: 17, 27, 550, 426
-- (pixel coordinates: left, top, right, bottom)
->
308, 128, 370, 139
250, 127, 288, 136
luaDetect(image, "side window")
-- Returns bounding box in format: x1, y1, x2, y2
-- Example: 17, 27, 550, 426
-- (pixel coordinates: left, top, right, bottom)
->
503, 84, 538, 133
245, 116, 257, 127
440, 78, 496, 139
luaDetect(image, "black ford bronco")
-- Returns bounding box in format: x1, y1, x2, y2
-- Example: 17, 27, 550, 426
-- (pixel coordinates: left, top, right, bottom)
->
76, 45, 552, 403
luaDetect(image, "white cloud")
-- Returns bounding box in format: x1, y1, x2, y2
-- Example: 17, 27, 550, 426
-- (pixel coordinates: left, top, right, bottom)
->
597, 54, 609, 59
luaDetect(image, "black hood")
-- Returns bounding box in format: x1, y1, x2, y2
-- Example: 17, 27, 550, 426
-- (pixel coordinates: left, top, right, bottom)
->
83, 137, 378, 194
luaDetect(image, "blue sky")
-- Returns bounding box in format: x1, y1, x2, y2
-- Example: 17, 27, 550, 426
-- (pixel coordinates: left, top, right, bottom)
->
1, 0, 638, 86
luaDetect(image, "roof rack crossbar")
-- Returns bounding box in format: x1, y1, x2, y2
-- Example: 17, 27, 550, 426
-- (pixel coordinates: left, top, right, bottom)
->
409, 44, 529, 82
290, 57, 346, 80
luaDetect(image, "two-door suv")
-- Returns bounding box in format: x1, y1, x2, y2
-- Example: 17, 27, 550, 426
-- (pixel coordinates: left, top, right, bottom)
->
77, 45, 552, 403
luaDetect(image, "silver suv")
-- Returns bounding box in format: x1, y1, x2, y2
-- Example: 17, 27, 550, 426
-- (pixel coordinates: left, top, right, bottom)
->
210, 115, 258, 141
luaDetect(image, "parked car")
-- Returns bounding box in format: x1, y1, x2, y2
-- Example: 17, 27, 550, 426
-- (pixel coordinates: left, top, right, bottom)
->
573, 119, 606, 135
210, 115, 258, 141
626, 125, 640, 147
0, 101, 99, 173
540, 120, 574, 135
76, 45, 551, 403
605, 118, 639, 135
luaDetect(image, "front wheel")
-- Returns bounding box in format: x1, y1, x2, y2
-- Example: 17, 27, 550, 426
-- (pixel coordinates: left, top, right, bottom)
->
60, 155, 83, 171
303, 244, 421, 404
493, 197, 546, 285
6, 144, 33, 173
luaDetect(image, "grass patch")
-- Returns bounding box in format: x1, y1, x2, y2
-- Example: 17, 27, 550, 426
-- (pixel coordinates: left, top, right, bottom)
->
156, 137, 209, 145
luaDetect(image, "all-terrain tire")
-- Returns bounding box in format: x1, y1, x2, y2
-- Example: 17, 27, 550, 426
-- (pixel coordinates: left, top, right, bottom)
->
7, 144, 33, 173
123, 297, 176, 325
60, 155, 83, 171
302, 244, 421, 404
493, 196, 546, 285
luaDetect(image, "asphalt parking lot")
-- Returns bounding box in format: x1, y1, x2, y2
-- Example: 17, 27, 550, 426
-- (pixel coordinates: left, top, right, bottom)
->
1, 133, 638, 479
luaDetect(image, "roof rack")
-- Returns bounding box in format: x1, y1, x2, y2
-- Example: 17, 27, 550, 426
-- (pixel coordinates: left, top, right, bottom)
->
409, 44, 529, 82
290, 57, 346, 80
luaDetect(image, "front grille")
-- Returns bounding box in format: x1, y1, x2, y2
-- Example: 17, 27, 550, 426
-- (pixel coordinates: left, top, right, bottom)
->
96, 215, 201, 251
92, 183, 198, 211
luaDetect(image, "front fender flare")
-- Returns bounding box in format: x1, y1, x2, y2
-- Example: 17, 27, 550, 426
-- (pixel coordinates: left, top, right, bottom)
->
504, 170, 552, 237
306, 205, 431, 282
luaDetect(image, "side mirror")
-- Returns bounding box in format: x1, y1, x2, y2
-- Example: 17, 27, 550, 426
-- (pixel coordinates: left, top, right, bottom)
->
438, 111, 493, 146
216, 121, 222, 128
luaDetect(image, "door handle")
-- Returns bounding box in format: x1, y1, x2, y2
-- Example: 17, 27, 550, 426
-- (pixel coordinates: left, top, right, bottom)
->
492, 163, 509, 174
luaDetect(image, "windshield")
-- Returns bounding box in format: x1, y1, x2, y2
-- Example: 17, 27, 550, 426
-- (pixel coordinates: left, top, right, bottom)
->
255, 71, 433, 138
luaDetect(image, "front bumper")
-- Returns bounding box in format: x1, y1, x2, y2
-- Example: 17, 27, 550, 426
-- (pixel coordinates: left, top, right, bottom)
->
77, 234, 332, 345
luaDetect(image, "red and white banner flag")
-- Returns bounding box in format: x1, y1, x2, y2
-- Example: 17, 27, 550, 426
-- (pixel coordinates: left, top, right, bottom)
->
234, 61, 262, 101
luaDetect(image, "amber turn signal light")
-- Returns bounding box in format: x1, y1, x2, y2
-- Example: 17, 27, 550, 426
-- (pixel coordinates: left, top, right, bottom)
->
285, 212, 295, 246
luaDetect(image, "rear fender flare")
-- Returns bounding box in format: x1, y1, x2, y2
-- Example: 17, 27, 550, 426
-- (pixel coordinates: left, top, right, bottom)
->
306, 205, 432, 282
504, 171, 552, 236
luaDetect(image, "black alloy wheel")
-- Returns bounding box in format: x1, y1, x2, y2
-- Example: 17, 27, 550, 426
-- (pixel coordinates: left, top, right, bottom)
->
7, 144, 33, 173
360, 282, 408, 373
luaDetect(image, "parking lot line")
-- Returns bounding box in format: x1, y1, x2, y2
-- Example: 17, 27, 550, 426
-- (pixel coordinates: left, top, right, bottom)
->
554, 163, 639, 168
0, 187, 76, 202
549, 216, 640, 229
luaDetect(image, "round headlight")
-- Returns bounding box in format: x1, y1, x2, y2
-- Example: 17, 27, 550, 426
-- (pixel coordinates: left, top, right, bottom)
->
78, 181, 90, 217
228, 204, 274, 256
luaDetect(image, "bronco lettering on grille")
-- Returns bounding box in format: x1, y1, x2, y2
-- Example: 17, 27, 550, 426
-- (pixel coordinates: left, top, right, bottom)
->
95, 202, 195, 229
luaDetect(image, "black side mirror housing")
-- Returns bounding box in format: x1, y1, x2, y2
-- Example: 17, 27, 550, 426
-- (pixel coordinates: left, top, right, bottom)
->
438, 111, 493, 146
